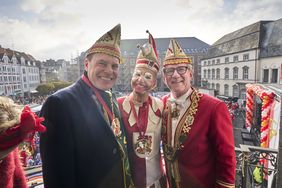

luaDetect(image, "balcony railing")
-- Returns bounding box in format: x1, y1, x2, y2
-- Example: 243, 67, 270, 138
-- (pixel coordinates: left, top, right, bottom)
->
235, 144, 278, 188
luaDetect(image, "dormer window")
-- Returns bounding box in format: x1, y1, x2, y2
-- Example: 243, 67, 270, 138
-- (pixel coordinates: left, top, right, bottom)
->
3, 55, 9, 64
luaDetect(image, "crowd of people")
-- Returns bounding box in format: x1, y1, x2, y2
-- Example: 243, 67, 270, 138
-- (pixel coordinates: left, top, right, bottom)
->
14, 95, 49, 106
1, 24, 236, 188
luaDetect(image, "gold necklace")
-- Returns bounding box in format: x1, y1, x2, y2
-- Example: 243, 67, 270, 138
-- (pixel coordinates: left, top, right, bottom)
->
108, 90, 122, 137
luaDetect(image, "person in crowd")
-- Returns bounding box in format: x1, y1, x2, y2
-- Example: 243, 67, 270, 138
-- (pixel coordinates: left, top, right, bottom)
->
0, 96, 45, 188
118, 31, 166, 188
39, 24, 133, 188
161, 39, 236, 188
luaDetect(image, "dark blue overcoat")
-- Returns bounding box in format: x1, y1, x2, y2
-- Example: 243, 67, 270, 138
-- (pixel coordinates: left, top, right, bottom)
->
40, 78, 126, 188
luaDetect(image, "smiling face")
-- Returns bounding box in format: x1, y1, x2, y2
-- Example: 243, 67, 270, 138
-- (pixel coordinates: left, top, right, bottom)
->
131, 66, 157, 95
84, 53, 119, 90
163, 63, 193, 98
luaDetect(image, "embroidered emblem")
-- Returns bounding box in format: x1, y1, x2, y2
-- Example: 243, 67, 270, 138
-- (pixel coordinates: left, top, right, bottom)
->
134, 134, 153, 155
171, 106, 180, 119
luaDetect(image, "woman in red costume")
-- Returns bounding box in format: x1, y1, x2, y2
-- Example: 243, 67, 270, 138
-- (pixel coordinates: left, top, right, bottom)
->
118, 31, 166, 188
0, 96, 45, 188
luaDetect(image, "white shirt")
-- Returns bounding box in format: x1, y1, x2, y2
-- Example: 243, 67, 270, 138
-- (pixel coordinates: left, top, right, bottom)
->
169, 88, 192, 146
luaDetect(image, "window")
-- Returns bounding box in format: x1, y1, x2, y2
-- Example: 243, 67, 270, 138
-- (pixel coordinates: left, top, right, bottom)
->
233, 85, 239, 97
224, 84, 229, 96
212, 60, 215, 65
212, 69, 215, 79
243, 54, 249, 61
216, 68, 220, 79
208, 69, 211, 79
4, 55, 8, 64
204, 61, 206, 66
211, 83, 215, 89
233, 55, 238, 62
216, 83, 220, 91
263, 69, 269, 83
225, 57, 229, 63
224, 68, 229, 79
233, 67, 238, 79
204, 70, 207, 78
242, 66, 249, 79
208, 61, 211, 65
271, 69, 278, 83
216, 59, 220, 64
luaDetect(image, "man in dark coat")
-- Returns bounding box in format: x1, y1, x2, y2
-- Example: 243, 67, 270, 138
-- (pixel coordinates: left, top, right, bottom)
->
40, 24, 133, 188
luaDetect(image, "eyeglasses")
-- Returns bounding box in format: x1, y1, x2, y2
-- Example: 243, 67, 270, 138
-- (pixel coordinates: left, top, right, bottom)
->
163, 66, 190, 76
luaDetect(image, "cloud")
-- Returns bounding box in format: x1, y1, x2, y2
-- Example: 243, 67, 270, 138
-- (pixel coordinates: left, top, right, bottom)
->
0, 0, 282, 61
168, 0, 282, 45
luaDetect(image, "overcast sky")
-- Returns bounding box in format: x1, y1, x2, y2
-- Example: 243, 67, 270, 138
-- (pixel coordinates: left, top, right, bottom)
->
0, 0, 282, 61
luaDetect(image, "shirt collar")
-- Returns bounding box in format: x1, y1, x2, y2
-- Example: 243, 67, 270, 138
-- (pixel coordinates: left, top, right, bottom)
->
169, 88, 193, 104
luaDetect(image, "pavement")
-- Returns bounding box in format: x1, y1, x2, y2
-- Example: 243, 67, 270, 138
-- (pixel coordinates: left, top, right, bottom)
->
232, 110, 246, 147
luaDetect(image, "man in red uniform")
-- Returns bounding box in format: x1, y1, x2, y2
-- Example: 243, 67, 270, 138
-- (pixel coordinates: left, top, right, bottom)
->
118, 31, 165, 188
161, 39, 236, 188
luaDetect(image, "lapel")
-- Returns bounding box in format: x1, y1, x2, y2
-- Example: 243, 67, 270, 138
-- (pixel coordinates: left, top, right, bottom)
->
79, 79, 115, 135
90, 94, 111, 127
122, 96, 136, 127
122, 95, 162, 128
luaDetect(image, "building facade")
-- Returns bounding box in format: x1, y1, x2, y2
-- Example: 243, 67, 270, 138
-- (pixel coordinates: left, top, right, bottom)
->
77, 37, 209, 93
201, 19, 282, 99
0, 47, 40, 96
117, 37, 209, 92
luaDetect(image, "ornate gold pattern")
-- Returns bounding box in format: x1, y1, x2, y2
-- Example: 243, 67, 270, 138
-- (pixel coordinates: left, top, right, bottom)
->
86, 24, 123, 63
164, 89, 200, 161
163, 88, 201, 187
164, 58, 191, 66
216, 180, 235, 188
89, 46, 121, 62
163, 39, 192, 66
171, 105, 180, 119
109, 91, 122, 137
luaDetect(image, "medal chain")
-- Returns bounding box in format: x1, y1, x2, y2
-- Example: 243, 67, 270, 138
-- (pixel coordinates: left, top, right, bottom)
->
129, 94, 148, 138
108, 90, 116, 121
81, 75, 114, 121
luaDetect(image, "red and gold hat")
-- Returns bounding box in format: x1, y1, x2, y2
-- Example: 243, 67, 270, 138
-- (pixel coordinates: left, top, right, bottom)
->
135, 30, 160, 74
163, 39, 192, 66
86, 24, 122, 63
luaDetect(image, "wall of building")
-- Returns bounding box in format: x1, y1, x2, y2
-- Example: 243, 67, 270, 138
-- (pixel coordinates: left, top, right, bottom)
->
201, 49, 259, 97
260, 56, 282, 85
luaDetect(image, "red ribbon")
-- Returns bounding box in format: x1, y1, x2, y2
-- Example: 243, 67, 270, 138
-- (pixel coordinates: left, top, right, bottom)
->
129, 93, 149, 138
81, 75, 114, 121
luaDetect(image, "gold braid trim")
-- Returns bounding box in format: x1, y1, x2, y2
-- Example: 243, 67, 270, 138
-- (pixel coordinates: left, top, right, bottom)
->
91, 47, 122, 63
164, 58, 192, 65
163, 88, 201, 188
174, 88, 201, 149
216, 180, 235, 188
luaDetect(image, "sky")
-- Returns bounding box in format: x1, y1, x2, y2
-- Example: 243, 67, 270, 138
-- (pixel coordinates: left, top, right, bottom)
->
0, 0, 282, 61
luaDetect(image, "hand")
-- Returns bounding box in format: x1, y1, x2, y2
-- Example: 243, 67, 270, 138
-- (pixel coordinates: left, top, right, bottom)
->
20, 106, 46, 137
